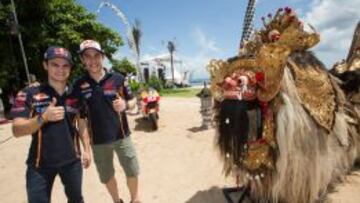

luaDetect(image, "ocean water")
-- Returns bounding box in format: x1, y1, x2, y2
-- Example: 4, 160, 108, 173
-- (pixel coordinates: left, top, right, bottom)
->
189, 78, 210, 87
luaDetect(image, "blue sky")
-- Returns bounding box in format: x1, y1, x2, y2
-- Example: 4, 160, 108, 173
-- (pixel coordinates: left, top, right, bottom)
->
77, 0, 360, 79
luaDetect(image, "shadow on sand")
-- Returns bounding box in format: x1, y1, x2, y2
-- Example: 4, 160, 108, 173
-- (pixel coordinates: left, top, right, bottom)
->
187, 126, 208, 133
185, 186, 254, 203
185, 186, 227, 203
134, 117, 156, 132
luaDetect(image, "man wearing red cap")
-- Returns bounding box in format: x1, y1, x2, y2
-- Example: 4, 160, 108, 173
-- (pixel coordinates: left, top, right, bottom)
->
74, 40, 140, 203
11, 46, 91, 203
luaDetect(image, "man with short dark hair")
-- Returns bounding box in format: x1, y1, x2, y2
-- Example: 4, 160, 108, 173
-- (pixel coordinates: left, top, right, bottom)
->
11, 46, 91, 203
74, 40, 140, 203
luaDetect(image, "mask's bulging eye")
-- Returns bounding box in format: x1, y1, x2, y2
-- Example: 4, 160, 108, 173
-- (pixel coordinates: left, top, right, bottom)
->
239, 76, 249, 86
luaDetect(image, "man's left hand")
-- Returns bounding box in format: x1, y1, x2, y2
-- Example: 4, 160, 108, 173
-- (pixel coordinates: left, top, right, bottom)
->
82, 150, 91, 169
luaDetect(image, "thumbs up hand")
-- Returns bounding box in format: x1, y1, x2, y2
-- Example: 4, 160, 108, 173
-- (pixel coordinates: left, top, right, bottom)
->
49, 97, 57, 107
42, 97, 65, 122
113, 93, 126, 114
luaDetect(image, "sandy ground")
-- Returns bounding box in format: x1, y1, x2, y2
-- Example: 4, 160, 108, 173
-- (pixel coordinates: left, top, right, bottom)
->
0, 97, 360, 203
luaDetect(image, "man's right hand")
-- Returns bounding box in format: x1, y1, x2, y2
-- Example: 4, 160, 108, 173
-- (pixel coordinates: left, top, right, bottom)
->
42, 97, 65, 122
113, 94, 127, 114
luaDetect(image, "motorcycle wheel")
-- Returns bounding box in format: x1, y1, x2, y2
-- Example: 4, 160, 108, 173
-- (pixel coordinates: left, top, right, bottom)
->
149, 112, 158, 130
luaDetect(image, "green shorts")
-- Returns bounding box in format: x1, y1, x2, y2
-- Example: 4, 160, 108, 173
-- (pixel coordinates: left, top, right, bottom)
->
92, 137, 140, 183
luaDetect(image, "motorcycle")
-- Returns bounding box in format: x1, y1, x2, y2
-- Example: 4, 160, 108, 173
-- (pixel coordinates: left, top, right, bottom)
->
140, 88, 160, 130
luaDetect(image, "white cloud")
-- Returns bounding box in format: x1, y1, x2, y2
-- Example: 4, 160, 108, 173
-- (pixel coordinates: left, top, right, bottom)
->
183, 27, 225, 79
192, 27, 221, 53
145, 45, 159, 53
304, 0, 360, 67
181, 54, 212, 80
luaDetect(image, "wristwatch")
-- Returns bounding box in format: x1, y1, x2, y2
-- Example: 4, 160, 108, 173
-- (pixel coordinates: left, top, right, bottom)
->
36, 114, 46, 126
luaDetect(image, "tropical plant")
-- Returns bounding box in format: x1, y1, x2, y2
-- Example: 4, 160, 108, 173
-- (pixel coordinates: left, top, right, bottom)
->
128, 19, 143, 82
111, 58, 137, 76
167, 40, 175, 86
0, 0, 132, 111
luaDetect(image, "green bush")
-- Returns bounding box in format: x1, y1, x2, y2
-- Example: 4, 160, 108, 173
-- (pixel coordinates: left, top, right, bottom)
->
147, 74, 163, 92
129, 79, 141, 93
129, 74, 164, 97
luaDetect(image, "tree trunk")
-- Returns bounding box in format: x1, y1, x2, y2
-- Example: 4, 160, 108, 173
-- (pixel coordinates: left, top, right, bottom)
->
170, 51, 174, 85
136, 53, 143, 82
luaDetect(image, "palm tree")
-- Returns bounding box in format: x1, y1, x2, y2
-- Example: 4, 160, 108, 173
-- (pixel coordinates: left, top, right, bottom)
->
128, 19, 143, 82
167, 40, 175, 85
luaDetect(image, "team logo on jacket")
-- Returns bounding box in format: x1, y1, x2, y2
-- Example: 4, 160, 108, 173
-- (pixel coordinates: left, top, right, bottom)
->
14, 91, 27, 105
80, 82, 90, 89
103, 79, 116, 96
32, 93, 51, 112
16, 91, 26, 101
11, 91, 27, 112
65, 98, 79, 113
80, 82, 92, 99
33, 93, 50, 101
11, 91, 28, 113
65, 98, 78, 107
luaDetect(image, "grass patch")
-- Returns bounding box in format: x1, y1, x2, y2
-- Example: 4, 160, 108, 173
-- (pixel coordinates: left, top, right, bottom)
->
160, 87, 202, 98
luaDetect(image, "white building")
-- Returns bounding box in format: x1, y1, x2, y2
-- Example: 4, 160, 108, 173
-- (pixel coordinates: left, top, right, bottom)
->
141, 53, 190, 86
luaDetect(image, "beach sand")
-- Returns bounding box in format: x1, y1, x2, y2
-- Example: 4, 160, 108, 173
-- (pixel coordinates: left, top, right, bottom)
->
0, 97, 359, 203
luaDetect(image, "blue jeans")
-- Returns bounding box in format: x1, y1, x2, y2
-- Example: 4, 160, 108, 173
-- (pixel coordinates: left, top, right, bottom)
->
26, 160, 84, 203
